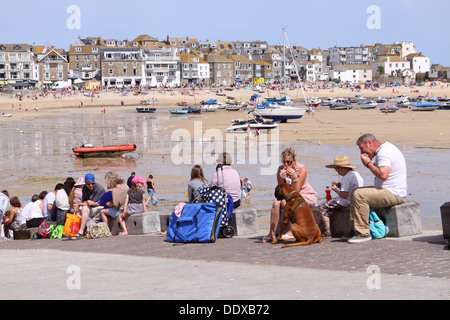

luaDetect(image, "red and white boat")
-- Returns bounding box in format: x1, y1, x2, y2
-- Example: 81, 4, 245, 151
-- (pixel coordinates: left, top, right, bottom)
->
73, 144, 137, 158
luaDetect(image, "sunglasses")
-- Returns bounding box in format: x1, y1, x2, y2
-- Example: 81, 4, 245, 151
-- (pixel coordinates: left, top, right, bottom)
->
283, 160, 293, 165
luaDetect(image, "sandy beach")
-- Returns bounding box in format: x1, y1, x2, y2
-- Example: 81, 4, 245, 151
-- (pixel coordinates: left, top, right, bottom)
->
1, 83, 449, 230
2, 83, 450, 148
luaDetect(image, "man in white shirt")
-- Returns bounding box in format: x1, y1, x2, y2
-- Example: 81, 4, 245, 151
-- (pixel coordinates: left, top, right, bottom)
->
348, 134, 407, 244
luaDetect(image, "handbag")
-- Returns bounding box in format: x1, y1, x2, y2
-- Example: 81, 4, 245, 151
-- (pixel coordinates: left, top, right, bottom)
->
369, 208, 387, 239
50, 225, 64, 239
62, 214, 81, 237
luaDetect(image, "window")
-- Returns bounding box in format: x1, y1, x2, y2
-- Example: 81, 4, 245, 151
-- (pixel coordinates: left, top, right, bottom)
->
75, 47, 82, 52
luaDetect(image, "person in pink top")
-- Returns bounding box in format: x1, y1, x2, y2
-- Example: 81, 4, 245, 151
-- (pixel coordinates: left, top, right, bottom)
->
263, 147, 317, 243
211, 152, 242, 209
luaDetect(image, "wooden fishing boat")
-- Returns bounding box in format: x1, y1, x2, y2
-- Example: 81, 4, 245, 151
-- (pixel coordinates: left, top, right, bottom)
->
73, 144, 137, 158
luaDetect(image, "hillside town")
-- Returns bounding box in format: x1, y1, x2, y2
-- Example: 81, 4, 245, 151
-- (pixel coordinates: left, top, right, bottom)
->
0, 34, 449, 91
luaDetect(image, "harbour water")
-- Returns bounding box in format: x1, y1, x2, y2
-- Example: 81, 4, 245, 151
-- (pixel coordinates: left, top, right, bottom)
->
0, 110, 448, 230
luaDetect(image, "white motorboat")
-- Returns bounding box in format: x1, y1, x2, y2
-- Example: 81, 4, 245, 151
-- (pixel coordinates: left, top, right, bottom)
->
201, 104, 218, 112
226, 112, 278, 133
322, 97, 337, 105
396, 99, 410, 108
256, 103, 307, 123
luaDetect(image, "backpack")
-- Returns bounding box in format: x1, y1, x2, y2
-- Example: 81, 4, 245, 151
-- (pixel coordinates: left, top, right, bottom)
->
32, 218, 53, 240
369, 208, 387, 239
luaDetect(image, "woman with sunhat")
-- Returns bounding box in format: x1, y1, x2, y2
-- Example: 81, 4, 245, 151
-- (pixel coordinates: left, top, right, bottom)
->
320, 155, 364, 237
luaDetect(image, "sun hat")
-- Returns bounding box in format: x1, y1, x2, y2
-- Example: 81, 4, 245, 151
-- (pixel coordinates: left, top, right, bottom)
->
85, 173, 95, 184
75, 177, 85, 186
132, 176, 146, 184
325, 155, 356, 169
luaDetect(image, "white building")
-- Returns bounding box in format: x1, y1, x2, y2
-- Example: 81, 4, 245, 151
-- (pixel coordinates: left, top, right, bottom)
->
329, 64, 372, 83
141, 46, 180, 87
371, 56, 411, 76
179, 52, 210, 85
405, 53, 431, 74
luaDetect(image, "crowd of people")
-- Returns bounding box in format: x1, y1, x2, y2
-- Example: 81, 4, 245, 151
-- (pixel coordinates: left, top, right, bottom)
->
0, 133, 407, 244
0, 171, 159, 240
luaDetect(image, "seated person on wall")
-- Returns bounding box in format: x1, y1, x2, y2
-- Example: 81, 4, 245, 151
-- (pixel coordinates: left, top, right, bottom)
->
348, 133, 407, 244
71, 173, 105, 239
100, 172, 129, 230
211, 152, 242, 209
320, 155, 364, 237
263, 147, 317, 243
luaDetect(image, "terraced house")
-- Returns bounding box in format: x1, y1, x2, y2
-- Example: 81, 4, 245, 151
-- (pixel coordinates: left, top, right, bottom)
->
69, 36, 102, 81
100, 39, 142, 87
179, 52, 210, 85
136, 35, 180, 87
0, 43, 38, 89
35, 46, 69, 85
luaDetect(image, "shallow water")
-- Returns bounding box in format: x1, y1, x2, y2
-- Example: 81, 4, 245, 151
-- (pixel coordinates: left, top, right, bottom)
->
0, 110, 448, 230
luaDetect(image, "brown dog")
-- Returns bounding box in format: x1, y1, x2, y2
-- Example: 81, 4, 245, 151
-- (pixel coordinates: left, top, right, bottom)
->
273, 183, 322, 248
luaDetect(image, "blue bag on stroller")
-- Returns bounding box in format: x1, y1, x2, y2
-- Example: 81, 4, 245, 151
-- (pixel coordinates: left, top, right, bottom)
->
167, 202, 222, 243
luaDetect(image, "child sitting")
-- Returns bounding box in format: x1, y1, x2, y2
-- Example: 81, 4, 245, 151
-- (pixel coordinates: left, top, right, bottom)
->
119, 176, 146, 235
320, 156, 364, 237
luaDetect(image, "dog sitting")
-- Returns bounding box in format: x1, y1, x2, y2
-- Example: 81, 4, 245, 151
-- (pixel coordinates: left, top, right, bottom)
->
273, 183, 322, 248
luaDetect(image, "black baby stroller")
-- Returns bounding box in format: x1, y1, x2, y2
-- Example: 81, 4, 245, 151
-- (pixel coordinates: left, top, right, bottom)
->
198, 164, 235, 238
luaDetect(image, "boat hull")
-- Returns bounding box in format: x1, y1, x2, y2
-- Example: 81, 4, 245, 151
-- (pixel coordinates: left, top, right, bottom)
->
256, 107, 306, 123
136, 107, 156, 113
73, 144, 137, 158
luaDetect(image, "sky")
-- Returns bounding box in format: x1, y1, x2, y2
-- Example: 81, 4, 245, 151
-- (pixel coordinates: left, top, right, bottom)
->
1, 0, 449, 65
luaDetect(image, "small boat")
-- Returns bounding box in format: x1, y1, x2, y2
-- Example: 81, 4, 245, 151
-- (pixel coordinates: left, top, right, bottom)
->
359, 101, 377, 109
201, 105, 218, 112
397, 99, 410, 108
354, 94, 366, 102
380, 106, 399, 113
306, 97, 322, 106
409, 102, 440, 111
438, 102, 450, 110
225, 105, 241, 111
136, 107, 156, 113
226, 112, 278, 133
321, 97, 337, 105
182, 106, 202, 114
255, 103, 307, 123
330, 103, 352, 110
73, 144, 137, 158
176, 101, 188, 106
0, 113, 12, 117
170, 109, 189, 115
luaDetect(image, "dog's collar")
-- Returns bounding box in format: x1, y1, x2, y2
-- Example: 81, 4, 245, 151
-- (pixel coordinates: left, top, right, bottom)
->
285, 190, 305, 203
284, 190, 308, 216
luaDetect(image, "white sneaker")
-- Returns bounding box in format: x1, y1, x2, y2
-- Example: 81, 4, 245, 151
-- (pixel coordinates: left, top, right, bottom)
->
348, 234, 372, 244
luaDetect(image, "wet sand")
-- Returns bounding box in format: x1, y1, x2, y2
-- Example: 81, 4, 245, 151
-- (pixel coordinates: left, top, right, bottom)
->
1, 84, 449, 230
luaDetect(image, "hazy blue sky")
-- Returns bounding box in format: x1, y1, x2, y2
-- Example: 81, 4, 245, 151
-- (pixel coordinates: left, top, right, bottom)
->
1, 0, 449, 65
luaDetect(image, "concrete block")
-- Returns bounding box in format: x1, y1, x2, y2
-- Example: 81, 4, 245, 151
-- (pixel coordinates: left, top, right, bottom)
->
14, 228, 39, 240
440, 202, 450, 240
126, 211, 161, 235
374, 201, 422, 237
229, 208, 259, 236
108, 211, 161, 235
329, 207, 353, 238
